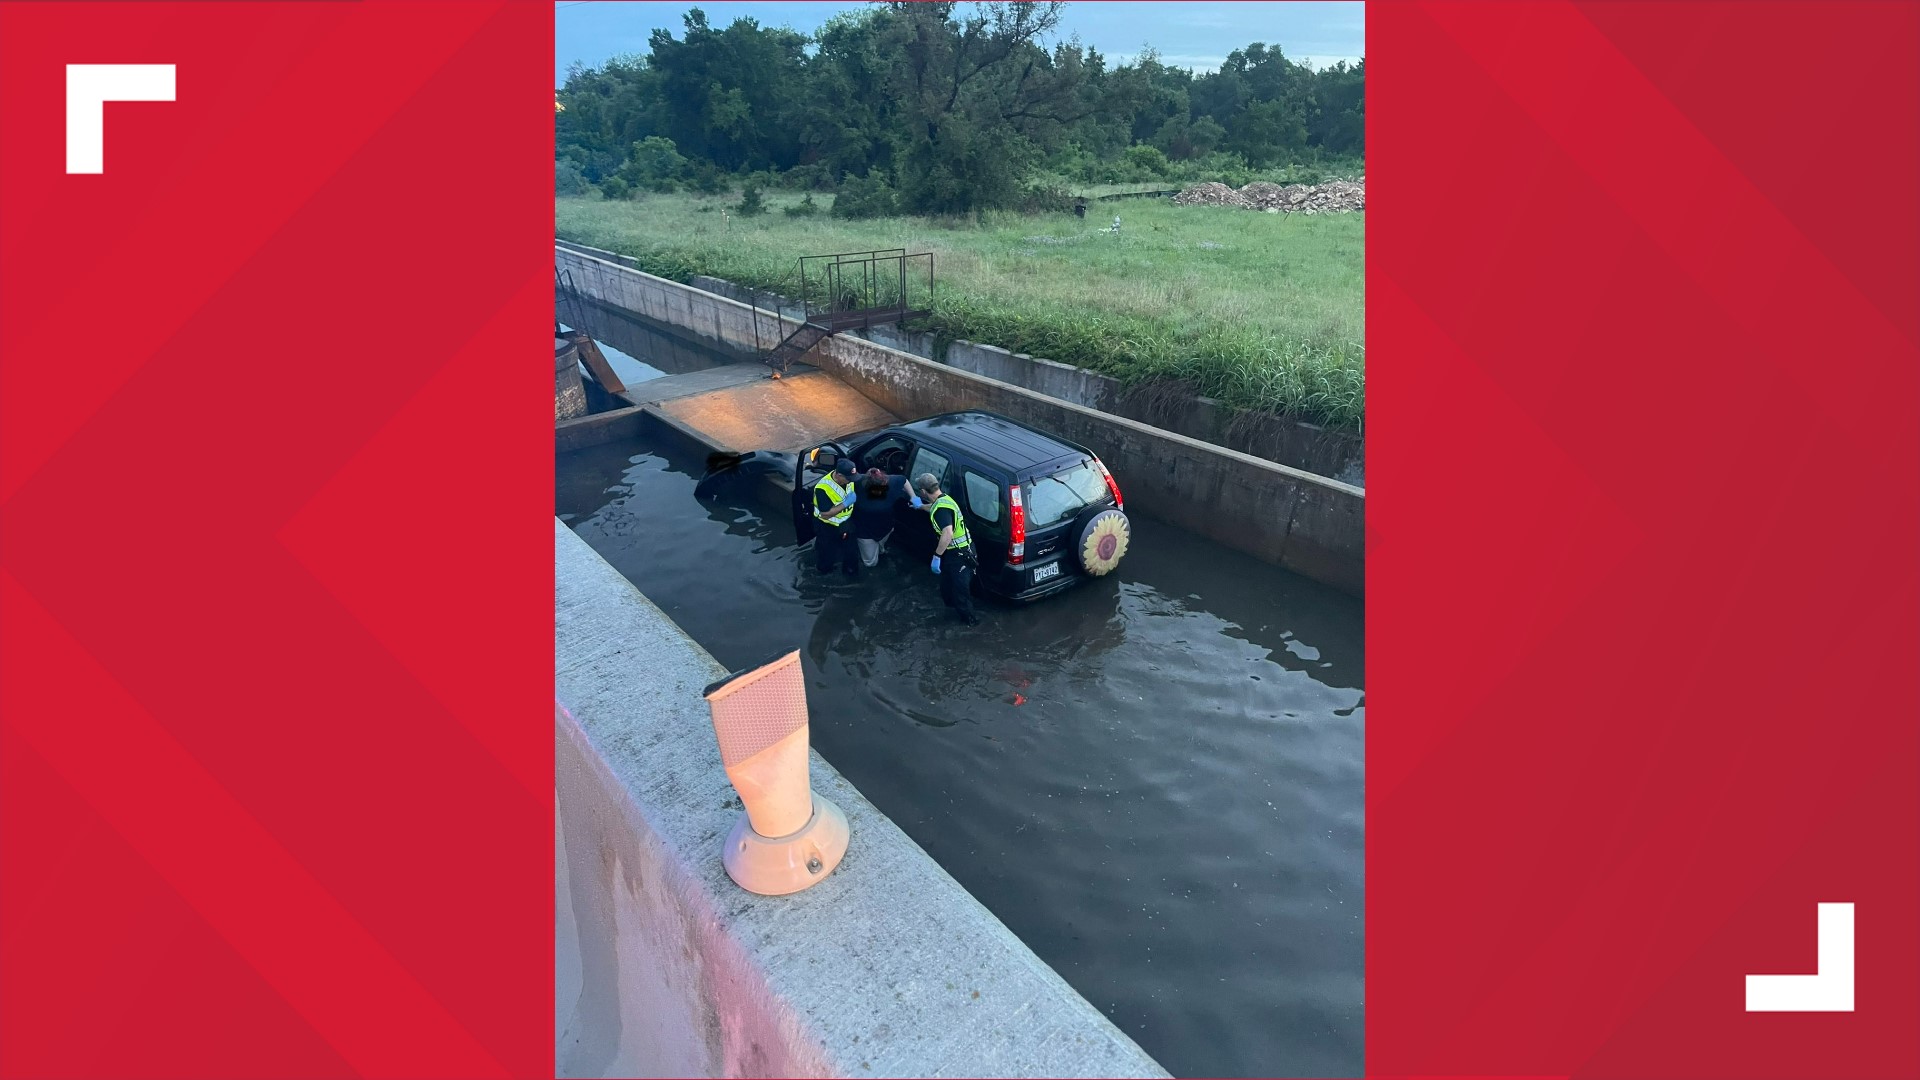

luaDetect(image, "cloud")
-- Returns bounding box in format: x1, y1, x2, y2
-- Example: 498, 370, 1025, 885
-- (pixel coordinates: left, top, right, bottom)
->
1296, 54, 1364, 69
1114, 51, 1362, 72
1139, 52, 1231, 70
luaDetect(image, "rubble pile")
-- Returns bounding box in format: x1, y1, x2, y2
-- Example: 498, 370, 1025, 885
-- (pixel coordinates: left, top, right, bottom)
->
1172, 177, 1365, 214
1170, 181, 1246, 208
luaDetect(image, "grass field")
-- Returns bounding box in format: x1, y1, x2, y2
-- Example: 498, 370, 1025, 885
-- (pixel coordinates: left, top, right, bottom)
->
556, 190, 1365, 429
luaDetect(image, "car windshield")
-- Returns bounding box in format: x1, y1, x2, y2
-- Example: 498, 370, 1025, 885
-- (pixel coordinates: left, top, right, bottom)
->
1021, 460, 1106, 528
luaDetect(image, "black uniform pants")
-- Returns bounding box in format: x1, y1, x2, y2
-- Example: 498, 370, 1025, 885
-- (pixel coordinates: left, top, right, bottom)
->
815, 522, 857, 574
939, 546, 976, 620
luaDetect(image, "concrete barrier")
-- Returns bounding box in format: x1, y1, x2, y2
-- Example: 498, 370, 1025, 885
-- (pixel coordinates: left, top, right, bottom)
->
556, 405, 647, 453
1110, 390, 1364, 488
854, 322, 939, 360
689, 274, 807, 326
556, 520, 1169, 1079
945, 341, 1114, 412
938, 342, 1363, 484
554, 244, 1363, 595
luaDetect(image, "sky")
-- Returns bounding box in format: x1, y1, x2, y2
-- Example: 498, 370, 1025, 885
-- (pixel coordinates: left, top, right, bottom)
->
555, 1, 1364, 86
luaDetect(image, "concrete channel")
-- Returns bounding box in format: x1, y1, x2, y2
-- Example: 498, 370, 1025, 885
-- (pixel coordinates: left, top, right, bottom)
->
554, 249, 1366, 1077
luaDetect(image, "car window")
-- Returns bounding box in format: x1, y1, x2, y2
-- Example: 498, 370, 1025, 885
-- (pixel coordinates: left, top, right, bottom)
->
908, 445, 951, 490
859, 435, 913, 476
962, 470, 1002, 525
1021, 460, 1106, 528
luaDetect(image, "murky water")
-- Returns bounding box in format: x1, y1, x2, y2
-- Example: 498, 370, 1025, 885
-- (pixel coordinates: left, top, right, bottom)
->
557, 431, 1364, 1078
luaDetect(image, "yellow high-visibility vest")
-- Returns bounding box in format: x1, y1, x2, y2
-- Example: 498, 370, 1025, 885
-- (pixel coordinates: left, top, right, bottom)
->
813, 474, 854, 526
929, 494, 971, 549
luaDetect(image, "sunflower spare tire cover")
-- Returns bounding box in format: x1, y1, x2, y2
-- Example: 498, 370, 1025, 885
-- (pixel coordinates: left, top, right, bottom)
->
1076, 508, 1131, 576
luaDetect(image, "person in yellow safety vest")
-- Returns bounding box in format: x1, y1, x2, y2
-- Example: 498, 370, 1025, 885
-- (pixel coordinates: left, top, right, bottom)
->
812, 458, 860, 576
914, 472, 979, 626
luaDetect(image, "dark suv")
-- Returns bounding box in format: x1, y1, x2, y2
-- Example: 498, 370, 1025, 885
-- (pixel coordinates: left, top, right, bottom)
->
792, 411, 1132, 602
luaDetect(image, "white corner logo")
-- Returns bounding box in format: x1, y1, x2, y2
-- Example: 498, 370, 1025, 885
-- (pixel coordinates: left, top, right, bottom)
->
1745, 902, 1854, 1012
66, 64, 175, 174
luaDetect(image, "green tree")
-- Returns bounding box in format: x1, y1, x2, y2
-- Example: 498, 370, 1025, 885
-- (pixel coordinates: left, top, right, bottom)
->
1123, 143, 1170, 177
556, 5, 1363, 209
556, 160, 592, 196
830, 172, 897, 219
871, 2, 1097, 214
1188, 115, 1228, 158
1308, 60, 1365, 157
625, 135, 687, 191
646, 9, 809, 171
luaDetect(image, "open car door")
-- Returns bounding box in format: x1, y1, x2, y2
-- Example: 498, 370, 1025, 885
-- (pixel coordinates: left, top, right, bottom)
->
790, 442, 849, 546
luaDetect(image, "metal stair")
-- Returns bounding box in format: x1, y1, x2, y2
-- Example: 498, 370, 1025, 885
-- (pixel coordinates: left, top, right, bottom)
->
761, 321, 834, 374
749, 248, 934, 375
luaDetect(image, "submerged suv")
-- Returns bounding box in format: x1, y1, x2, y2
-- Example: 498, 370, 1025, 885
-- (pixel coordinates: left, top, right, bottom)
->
793, 411, 1132, 602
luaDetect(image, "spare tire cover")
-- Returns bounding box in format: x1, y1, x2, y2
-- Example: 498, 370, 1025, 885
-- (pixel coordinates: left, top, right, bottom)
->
1076, 509, 1131, 576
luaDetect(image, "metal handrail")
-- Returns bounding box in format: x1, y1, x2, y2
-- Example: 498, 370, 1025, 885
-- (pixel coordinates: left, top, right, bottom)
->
746, 250, 935, 357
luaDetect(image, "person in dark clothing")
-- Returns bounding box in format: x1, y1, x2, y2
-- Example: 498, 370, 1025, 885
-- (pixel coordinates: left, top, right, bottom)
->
850, 467, 921, 568
914, 472, 978, 625
811, 458, 860, 575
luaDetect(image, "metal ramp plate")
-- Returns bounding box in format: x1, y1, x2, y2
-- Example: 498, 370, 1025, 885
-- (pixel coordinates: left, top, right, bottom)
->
644, 368, 897, 454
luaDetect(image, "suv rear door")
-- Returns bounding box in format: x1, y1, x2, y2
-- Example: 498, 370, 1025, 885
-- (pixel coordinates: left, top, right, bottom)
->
1018, 457, 1111, 563
956, 466, 1009, 566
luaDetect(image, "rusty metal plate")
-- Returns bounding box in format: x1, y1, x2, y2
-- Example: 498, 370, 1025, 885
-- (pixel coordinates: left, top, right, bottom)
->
650, 370, 897, 454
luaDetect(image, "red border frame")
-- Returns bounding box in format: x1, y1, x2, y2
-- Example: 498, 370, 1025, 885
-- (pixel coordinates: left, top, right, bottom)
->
2, 2, 1915, 1077
1371, 3, 1918, 1077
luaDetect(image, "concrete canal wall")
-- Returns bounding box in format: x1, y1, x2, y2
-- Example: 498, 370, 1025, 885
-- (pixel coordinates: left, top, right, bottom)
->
941, 342, 1363, 486
555, 521, 1168, 1079
554, 244, 1363, 595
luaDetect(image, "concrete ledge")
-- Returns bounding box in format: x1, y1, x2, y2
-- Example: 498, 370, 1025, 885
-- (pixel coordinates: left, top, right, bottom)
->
554, 245, 1364, 595
555, 521, 1168, 1079
556, 405, 647, 453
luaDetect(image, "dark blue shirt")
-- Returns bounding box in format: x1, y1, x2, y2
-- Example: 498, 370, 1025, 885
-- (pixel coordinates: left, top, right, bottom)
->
850, 474, 912, 539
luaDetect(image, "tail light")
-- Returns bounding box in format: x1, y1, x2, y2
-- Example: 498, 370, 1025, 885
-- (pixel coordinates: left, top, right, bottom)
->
1008, 484, 1026, 565
1095, 458, 1124, 511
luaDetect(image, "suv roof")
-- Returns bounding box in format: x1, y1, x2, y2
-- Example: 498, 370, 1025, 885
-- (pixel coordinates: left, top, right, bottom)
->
897, 411, 1091, 477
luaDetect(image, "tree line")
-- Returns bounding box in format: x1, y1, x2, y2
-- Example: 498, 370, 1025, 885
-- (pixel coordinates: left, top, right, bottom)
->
556, 1, 1364, 214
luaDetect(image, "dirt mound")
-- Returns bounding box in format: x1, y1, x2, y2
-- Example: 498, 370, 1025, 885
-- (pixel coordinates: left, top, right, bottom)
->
1173, 177, 1365, 214
1170, 181, 1248, 208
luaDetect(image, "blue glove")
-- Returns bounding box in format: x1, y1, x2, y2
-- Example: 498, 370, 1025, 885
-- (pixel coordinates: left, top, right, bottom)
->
930, 556, 942, 575
910, 495, 924, 509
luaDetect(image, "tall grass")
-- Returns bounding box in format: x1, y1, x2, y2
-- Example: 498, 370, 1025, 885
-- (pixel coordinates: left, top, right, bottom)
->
557, 191, 1365, 429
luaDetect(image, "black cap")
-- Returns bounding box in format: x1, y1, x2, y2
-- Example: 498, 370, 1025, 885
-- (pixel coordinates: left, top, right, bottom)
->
833, 458, 855, 476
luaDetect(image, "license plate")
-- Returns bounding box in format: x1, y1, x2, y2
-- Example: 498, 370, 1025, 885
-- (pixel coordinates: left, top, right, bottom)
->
1033, 562, 1061, 583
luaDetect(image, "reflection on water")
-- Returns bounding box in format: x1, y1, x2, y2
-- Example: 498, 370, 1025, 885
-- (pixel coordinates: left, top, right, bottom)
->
559, 323, 664, 386
558, 434, 1364, 1079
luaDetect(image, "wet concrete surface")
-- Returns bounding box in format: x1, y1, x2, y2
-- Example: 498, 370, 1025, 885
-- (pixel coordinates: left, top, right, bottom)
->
557, 429, 1364, 1078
